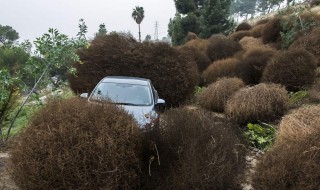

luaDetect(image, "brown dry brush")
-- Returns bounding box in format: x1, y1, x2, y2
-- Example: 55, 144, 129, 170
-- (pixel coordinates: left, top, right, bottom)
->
225, 83, 289, 125
249, 23, 265, 38
252, 105, 320, 190
206, 34, 243, 62
235, 22, 252, 31
68, 33, 199, 107
261, 17, 282, 44
237, 47, 275, 85
202, 58, 240, 85
239, 37, 264, 51
290, 27, 320, 66
142, 108, 247, 190
197, 77, 245, 112
261, 48, 317, 91
177, 45, 211, 73
8, 98, 141, 190
308, 78, 320, 102
228, 30, 252, 42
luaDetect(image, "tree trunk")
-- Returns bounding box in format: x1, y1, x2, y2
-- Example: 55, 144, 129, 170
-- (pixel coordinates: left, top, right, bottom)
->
138, 24, 141, 42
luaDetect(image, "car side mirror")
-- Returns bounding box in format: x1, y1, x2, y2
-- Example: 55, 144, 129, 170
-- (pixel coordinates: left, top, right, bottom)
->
155, 98, 165, 112
80, 93, 88, 99
157, 99, 165, 105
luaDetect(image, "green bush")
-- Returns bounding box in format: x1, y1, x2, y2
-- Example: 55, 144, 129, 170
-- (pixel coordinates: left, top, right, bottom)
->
8, 98, 141, 190
244, 123, 276, 150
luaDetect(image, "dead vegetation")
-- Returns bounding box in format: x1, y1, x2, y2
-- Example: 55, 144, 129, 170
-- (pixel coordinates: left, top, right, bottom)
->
8, 98, 141, 190
197, 77, 245, 112
225, 83, 289, 125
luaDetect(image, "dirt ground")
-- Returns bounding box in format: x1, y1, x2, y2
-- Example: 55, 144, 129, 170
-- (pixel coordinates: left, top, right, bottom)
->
0, 152, 18, 190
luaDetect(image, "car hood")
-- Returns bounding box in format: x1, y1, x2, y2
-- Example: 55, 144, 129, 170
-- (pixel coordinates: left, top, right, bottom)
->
120, 105, 157, 127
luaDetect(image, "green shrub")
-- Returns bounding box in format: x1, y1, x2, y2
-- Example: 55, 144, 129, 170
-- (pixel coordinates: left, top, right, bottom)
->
226, 83, 289, 125
244, 123, 276, 150
197, 77, 245, 112
261, 48, 317, 91
289, 90, 308, 104
143, 108, 247, 189
68, 33, 199, 107
8, 98, 141, 190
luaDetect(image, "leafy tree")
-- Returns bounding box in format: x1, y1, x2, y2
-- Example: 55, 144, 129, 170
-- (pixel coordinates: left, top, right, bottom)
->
231, 0, 257, 20
181, 12, 201, 34
0, 25, 19, 44
200, 0, 234, 38
96, 23, 107, 37
168, 14, 186, 45
2, 19, 88, 142
257, 0, 284, 13
0, 46, 29, 75
144, 34, 152, 42
132, 6, 145, 42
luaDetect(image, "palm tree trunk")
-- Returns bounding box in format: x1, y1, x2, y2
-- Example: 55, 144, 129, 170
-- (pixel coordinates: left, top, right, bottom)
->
138, 24, 141, 42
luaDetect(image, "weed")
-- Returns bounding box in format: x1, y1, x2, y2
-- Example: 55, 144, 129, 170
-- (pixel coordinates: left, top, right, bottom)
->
244, 123, 276, 150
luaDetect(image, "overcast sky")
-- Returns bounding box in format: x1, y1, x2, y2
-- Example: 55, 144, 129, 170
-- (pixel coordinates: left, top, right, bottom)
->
0, 0, 176, 43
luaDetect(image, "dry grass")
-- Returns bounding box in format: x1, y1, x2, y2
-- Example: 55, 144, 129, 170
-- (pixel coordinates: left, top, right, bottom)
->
8, 98, 141, 190
261, 48, 317, 91
261, 17, 282, 44
69, 33, 199, 107
290, 27, 320, 66
157, 108, 247, 189
252, 105, 320, 190
239, 37, 264, 51
228, 31, 252, 41
225, 83, 289, 125
197, 77, 245, 112
277, 105, 320, 143
250, 24, 265, 38
206, 34, 243, 61
202, 58, 240, 85
235, 22, 252, 31
237, 47, 275, 84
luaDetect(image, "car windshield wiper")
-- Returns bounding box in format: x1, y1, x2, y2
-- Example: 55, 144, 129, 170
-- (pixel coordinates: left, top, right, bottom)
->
114, 102, 140, 106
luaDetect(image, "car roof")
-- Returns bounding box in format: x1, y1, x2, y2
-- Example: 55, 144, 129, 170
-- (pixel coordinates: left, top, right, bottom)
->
101, 76, 150, 85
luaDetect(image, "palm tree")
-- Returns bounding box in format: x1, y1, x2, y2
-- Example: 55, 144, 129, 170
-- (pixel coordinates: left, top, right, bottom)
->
132, 6, 145, 42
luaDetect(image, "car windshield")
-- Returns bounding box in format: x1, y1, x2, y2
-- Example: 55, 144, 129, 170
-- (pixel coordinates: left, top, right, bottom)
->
90, 82, 152, 106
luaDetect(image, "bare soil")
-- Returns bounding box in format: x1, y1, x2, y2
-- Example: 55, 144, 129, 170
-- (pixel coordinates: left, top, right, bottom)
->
0, 152, 18, 190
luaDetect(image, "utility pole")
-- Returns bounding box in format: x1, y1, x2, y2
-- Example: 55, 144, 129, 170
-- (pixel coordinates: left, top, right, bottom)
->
154, 21, 159, 41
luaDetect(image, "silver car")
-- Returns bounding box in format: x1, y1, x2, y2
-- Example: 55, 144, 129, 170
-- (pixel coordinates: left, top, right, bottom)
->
80, 76, 165, 127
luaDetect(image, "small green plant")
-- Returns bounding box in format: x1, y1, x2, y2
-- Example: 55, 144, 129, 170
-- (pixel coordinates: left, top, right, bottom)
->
289, 90, 308, 104
244, 123, 276, 150
194, 86, 206, 94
